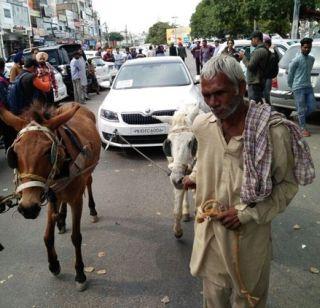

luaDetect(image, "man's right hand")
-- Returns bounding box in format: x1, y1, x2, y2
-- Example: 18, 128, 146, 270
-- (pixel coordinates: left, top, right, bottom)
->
183, 176, 196, 190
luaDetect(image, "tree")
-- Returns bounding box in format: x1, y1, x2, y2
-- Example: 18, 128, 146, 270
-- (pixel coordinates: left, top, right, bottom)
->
106, 32, 124, 42
190, 0, 318, 38
146, 22, 172, 45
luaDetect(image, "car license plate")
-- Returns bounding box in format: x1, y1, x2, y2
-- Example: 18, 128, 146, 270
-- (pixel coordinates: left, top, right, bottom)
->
130, 126, 166, 135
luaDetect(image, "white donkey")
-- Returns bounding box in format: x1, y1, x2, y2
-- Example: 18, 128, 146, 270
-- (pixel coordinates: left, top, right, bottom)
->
156, 104, 201, 238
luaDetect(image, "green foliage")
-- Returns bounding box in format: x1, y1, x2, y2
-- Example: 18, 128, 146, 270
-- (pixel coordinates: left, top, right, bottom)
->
107, 32, 124, 42
146, 22, 172, 45
190, 0, 318, 38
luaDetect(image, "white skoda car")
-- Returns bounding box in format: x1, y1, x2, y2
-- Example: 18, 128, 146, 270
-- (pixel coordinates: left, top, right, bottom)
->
98, 56, 204, 148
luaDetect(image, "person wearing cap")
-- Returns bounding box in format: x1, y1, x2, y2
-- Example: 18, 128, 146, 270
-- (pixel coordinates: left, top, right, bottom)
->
239, 31, 269, 103
9, 52, 24, 82
36, 51, 58, 106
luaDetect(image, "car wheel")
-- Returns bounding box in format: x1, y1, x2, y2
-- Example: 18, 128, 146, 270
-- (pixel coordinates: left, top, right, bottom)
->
274, 107, 292, 118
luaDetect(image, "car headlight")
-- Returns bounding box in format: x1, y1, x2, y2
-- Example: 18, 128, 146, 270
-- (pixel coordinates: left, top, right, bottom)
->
100, 109, 119, 122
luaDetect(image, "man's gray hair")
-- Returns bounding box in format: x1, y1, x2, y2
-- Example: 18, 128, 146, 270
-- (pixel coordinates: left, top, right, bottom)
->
201, 55, 245, 90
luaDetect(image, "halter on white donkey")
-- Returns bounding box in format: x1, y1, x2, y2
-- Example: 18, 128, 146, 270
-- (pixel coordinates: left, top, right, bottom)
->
155, 104, 201, 238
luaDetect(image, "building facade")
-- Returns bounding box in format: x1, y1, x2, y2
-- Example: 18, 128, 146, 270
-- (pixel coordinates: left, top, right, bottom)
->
0, 0, 102, 58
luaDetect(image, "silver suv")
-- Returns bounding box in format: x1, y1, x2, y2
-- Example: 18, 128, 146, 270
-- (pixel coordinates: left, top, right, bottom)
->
270, 42, 320, 117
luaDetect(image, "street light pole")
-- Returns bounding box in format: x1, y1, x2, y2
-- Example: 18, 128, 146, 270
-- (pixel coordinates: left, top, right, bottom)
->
291, 0, 301, 39
0, 27, 5, 58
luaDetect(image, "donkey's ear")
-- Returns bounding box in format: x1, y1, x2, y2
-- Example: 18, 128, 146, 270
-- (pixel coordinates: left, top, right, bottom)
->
0, 107, 27, 131
186, 104, 199, 127
44, 103, 80, 130
153, 116, 173, 125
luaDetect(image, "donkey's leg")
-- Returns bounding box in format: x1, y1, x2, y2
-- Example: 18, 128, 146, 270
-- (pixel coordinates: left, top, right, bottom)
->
57, 202, 67, 234
173, 188, 184, 238
44, 203, 61, 276
182, 191, 191, 222
70, 198, 87, 291
87, 175, 98, 223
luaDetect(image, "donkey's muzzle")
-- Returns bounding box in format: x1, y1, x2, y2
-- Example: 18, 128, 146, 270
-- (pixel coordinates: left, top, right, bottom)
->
18, 204, 41, 219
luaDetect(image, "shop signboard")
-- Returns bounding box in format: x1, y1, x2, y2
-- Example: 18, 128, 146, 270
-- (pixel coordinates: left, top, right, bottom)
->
166, 27, 191, 45
58, 14, 67, 22
0, 2, 13, 30
43, 5, 54, 18
66, 10, 75, 29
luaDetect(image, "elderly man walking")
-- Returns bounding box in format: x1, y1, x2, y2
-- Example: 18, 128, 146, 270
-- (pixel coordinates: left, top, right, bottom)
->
183, 55, 315, 308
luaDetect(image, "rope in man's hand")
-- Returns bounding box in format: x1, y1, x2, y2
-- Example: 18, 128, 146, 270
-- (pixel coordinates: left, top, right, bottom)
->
197, 199, 260, 307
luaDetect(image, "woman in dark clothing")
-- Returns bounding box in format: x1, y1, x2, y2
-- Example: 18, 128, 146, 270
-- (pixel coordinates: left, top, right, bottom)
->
222, 39, 240, 62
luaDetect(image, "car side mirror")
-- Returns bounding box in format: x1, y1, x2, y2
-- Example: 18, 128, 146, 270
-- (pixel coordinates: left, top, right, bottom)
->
194, 75, 200, 85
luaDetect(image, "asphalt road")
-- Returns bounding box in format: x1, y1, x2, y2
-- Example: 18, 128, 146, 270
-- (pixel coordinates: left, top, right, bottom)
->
0, 54, 319, 308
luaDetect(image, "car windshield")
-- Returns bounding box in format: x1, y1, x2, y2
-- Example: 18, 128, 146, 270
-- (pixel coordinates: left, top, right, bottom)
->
114, 62, 191, 89
92, 58, 105, 66
46, 50, 60, 66
279, 45, 320, 68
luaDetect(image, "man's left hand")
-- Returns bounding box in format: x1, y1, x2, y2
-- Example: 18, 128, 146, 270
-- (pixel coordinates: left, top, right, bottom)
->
217, 208, 241, 230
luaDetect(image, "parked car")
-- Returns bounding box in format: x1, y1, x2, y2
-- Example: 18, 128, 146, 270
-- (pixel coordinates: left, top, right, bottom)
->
89, 56, 117, 88
270, 42, 320, 116
98, 56, 204, 148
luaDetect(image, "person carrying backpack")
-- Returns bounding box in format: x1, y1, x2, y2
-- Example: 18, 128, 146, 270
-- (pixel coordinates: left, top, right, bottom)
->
7, 58, 50, 115
239, 31, 270, 103
0, 57, 16, 150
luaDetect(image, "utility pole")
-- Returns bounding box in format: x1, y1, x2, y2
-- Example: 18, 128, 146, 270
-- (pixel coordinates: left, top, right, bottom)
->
0, 27, 5, 58
125, 25, 128, 46
104, 22, 110, 47
291, 0, 301, 39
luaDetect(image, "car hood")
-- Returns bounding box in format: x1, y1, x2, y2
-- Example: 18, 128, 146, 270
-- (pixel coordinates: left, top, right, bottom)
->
100, 85, 202, 113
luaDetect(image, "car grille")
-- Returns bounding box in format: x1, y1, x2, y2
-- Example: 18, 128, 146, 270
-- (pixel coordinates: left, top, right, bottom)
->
103, 132, 167, 145
121, 110, 175, 125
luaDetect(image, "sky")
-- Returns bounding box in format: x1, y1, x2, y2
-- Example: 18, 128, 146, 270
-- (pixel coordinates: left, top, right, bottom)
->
92, 0, 201, 34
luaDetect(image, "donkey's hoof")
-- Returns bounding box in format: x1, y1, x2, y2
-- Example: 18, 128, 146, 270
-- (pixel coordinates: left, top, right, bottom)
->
58, 226, 66, 234
76, 281, 87, 292
91, 215, 99, 223
174, 229, 183, 239
182, 213, 191, 222
49, 261, 61, 276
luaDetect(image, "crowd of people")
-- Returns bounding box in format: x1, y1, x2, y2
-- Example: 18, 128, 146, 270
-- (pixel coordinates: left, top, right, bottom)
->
192, 32, 316, 137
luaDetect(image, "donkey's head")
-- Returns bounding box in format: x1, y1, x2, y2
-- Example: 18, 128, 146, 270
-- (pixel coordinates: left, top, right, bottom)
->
0, 103, 80, 219
156, 104, 200, 189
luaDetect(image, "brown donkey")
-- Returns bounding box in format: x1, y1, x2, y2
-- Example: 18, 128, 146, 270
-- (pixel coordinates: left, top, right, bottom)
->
0, 103, 101, 291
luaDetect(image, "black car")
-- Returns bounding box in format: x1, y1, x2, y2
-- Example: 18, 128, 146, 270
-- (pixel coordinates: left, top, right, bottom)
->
24, 44, 86, 96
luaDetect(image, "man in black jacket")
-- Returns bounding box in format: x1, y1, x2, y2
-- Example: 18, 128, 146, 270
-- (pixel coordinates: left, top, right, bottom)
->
240, 31, 269, 103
